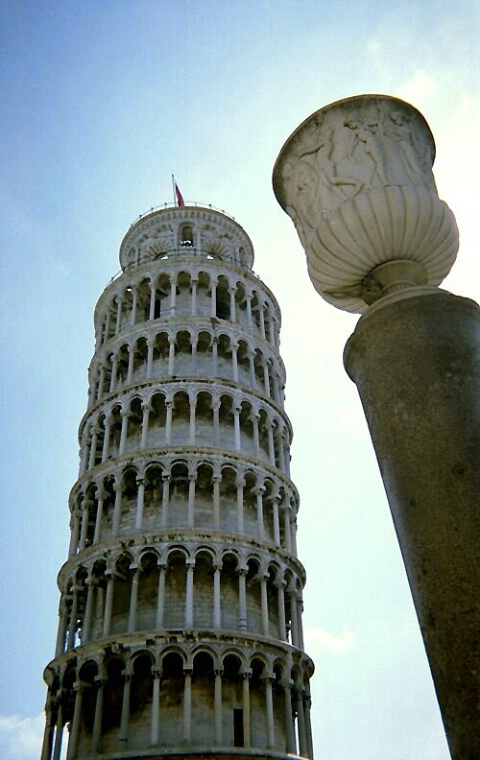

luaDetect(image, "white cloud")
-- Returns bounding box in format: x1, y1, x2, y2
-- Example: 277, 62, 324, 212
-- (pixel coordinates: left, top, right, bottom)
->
305, 626, 357, 654
0, 713, 63, 760
395, 70, 438, 108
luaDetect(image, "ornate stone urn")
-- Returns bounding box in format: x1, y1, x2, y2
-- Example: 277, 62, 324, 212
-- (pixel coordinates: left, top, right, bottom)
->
273, 94, 459, 312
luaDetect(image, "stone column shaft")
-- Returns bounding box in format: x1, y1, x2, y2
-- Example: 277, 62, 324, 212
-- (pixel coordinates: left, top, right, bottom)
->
183, 671, 192, 743
242, 674, 251, 747
344, 292, 480, 758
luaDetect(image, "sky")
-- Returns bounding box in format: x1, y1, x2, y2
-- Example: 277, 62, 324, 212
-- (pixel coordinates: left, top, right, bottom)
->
0, 1, 478, 758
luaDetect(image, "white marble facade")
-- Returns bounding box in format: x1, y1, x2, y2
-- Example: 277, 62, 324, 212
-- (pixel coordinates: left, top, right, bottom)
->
42, 205, 314, 760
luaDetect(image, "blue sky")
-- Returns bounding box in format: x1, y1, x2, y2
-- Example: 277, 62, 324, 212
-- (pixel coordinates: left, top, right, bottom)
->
0, 1, 478, 757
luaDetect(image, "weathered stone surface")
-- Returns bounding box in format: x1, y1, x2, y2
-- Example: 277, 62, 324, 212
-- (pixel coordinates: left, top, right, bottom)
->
344, 291, 480, 759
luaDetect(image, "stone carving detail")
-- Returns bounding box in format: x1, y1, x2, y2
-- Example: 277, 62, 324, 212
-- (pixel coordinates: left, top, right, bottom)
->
273, 95, 459, 313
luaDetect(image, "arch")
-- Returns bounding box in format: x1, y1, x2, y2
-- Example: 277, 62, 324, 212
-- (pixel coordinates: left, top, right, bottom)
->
132, 336, 148, 382
137, 276, 153, 324
129, 652, 154, 748
216, 274, 230, 320
136, 551, 160, 631
110, 552, 134, 636
107, 403, 123, 459
176, 270, 192, 316
102, 656, 125, 740
120, 466, 138, 535
196, 270, 212, 317
194, 461, 214, 529
222, 653, 244, 748
191, 650, 215, 745
143, 463, 164, 531
219, 465, 238, 534
250, 655, 268, 751
169, 460, 189, 528
124, 396, 143, 455
151, 330, 170, 379
147, 391, 167, 450
195, 390, 214, 448
192, 549, 214, 629
170, 390, 190, 447
217, 332, 233, 381
163, 548, 187, 628
78, 660, 98, 744
158, 651, 184, 745
89, 558, 108, 642
245, 557, 263, 635
220, 551, 240, 631
243, 470, 259, 539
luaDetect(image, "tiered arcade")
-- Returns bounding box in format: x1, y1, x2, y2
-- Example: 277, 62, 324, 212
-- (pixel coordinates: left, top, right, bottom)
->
42, 204, 314, 760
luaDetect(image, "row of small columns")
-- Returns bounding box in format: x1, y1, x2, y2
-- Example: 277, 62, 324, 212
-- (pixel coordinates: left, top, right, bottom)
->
69, 477, 298, 554
100, 278, 279, 348
81, 405, 290, 476
43, 671, 312, 760
57, 561, 304, 656
92, 337, 283, 405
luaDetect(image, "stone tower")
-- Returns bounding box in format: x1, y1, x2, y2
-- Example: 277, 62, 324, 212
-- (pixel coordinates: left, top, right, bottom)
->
41, 203, 314, 760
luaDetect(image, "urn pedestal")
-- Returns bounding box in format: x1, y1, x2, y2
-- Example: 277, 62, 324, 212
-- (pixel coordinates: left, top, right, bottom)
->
274, 95, 479, 759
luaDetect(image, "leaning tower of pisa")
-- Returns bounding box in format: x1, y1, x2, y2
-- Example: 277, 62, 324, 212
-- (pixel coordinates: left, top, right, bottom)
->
41, 203, 314, 760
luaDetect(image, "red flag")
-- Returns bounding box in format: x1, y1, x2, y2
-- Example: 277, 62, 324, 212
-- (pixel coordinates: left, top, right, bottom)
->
175, 183, 185, 207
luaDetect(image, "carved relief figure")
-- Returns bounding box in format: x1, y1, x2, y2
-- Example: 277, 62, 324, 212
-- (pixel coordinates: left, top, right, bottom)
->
384, 109, 437, 190
344, 111, 388, 188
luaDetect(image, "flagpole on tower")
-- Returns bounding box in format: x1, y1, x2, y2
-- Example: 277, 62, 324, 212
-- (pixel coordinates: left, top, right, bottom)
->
172, 176, 185, 207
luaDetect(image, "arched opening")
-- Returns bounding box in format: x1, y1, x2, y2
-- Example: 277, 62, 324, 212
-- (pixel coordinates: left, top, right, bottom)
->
137, 551, 160, 631
78, 660, 97, 749
175, 329, 192, 376
102, 657, 125, 743
110, 553, 133, 635
129, 653, 154, 748
222, 654, 243, 747
250, 657, 267, 750
245, 558, 262, 635
164, 549, 187, 628
195, 462, 214, 528
147, 392, 167, 449
221, 551, 240, 631
219, 465, 237, 534
243, 471, 258, 539
159, 652, 184, 745
176, 270, 192, 315
143, 464, 163, 531
120, 467, 138, 535
180, 224, 194, 246
195, 391, 214, 447
196, 330, 212, 376
197, 270, 211, 316
191, 651, 214, 745
132, 336, 148, 381
171, 391, 190, 447
89, 559, 107, 641
125, 397, 143, 454
216, 275, 230, 320
169, 461, 189, 528
193, 550, 214, 628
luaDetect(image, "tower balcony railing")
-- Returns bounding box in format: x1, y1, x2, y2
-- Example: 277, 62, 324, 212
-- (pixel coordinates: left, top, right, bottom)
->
106, 244, 260, 289
130, 200, 238, 226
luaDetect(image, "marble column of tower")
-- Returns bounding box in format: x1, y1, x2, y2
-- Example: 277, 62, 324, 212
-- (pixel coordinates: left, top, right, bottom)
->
42, 204, 314, 760
273, 95, 479, 760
